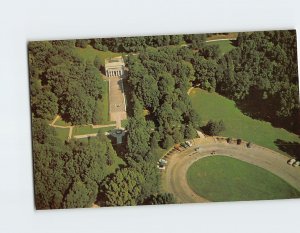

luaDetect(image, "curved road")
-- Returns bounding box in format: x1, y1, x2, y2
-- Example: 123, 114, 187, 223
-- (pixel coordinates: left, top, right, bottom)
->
162, 138, 300, 203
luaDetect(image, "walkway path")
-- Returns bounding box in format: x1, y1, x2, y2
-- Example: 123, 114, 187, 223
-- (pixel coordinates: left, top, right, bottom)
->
162, 137, 300, 204
206, 38, 236, 43
49, 116, 117, 140
109, 75, 127, 129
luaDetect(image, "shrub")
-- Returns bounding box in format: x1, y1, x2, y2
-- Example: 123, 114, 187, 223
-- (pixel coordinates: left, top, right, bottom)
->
237, 138, 242, 145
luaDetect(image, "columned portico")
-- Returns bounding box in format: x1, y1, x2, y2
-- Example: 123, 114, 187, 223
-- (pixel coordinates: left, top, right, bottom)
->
105, 57, 125, 77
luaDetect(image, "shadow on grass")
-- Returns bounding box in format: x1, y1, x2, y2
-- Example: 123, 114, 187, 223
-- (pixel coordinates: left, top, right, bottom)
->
274, 139, 300, 159
235, 88, 300, 135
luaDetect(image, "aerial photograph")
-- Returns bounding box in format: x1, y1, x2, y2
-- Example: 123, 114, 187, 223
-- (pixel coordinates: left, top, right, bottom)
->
28, 30, 300, 209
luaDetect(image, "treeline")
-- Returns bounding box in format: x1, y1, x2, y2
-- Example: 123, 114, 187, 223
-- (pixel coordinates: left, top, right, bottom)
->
75, 34, 207, 52
29, 40, 105, 125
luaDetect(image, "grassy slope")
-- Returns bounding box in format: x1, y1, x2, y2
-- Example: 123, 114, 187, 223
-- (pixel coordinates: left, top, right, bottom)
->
54, 128, 69, 141
97, 81, 113, 124
54, 118, 71, 126
73, 45, 122, 65
187, 155, 300, 202
206, 32, 238, 41
206, 40, 236, 55
190, 88, 300, 155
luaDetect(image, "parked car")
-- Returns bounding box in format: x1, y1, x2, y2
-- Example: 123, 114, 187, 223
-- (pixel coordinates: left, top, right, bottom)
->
180, 143, 188, 149
185, 141, 192, 147
293, 161, 300, 167
174, 144, 183, 151
157, 164, 166, 170
288, 158, 296, 165
159, 159, 167, 165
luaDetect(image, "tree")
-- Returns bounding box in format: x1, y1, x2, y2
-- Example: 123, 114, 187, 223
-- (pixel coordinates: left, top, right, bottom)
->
162, 134, 174, 149
144, 193, 176, 205
204, 120, 225, 136
63, 180, 93, 208
32, 91, 58, 120
94, 55, 101, 70
150, 131, 160, 149
172, 127, 184, 143
126, 96, 151, 161
75, 39, 89, 48
101, 168, 145, 206
184, 124, 197, 139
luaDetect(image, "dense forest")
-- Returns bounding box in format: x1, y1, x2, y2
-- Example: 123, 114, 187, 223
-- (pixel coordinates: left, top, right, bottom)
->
29, 30, 300, 209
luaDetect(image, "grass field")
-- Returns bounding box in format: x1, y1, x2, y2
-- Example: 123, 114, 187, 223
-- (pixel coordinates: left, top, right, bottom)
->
189, 88, 300, 155
74, 45, 122, 65
97, 81, 113, 124
187, 155, 300, 202
206, 40, 236, 55
54, 118, 71, 126
54, 127, 69, 141
206, 32, 238, 41
121, 119, 129, 128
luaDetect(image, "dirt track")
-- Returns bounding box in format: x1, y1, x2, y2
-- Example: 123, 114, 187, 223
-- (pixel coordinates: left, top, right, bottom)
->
162, 138, 300, 203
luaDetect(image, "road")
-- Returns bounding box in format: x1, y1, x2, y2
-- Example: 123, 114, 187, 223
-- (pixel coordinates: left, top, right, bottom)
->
162, 138, 300, 204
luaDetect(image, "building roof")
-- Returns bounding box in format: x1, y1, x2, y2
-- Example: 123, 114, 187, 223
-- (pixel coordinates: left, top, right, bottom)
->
105, 56, 125, 69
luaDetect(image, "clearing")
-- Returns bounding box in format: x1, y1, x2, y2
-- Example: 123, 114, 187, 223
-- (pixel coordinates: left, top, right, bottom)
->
206, 40, 236, 55
74, 45, 122, 65
189, 88, 300, 156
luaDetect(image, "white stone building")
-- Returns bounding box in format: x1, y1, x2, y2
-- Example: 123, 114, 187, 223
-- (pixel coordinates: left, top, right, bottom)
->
104, 56, 125, 77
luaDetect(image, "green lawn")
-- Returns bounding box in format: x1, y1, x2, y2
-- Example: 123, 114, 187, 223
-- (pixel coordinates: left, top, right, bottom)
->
54, 118, 71, 126
73, 45, 122, 65
190, 88, 300, 156
54, 127, 69, 141
97, 81, 113, 124
121, 119, 129, 128
205, 40, 236, 55
187, 155, 300, 202
73, 125, 115, 136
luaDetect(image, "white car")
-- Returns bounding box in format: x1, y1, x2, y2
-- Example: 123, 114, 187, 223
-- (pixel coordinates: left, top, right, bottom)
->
293, 161, 300, 167
159, 159, 167, 165
157, 164, 166, 170
288, 158, 296, 165
185, 141, 192, 147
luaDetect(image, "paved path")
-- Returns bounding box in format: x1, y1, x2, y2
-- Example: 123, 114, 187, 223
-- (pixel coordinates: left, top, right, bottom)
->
206, 38, 236, 42
68, 126, 74, 140
109, 76, 127, 129
162, 138, 300, 204
91, 123, 116, 128
73, 133, 97, 139
49, 115, 117, 140
50, 115, 60, 126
